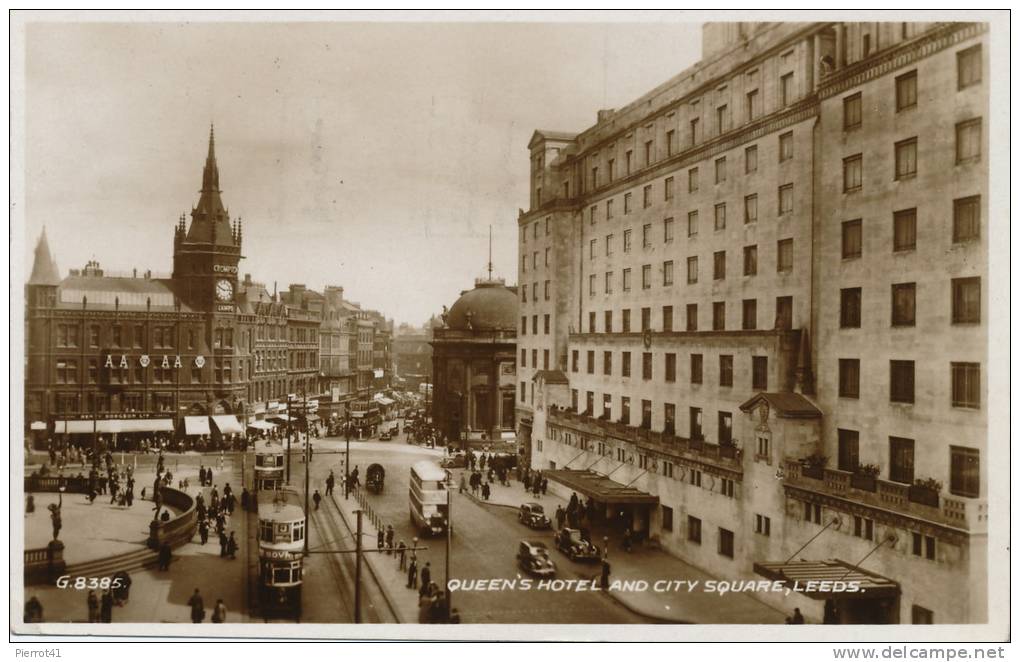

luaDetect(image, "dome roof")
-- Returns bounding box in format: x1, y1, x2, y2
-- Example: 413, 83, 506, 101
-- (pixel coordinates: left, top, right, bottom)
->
447, 280, 518, 331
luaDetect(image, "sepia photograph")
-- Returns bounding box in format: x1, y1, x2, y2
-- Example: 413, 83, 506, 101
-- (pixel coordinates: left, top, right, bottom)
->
9, 9, 1009, 646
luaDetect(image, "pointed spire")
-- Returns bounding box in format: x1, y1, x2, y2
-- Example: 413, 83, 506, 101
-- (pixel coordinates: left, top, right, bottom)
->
202, 123, 220, 192
29, 227, 61, 286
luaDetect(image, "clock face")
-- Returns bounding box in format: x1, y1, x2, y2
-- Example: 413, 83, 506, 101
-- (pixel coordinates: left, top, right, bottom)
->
215, 279, 234, 302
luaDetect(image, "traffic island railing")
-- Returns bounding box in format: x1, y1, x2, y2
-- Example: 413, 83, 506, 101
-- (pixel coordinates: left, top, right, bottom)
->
146, 487, 198, 550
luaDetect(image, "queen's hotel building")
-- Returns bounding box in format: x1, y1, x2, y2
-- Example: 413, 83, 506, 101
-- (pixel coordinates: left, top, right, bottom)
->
518, 22, 988, 624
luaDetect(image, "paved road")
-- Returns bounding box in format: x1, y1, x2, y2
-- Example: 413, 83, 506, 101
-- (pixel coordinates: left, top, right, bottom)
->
298, 436, 648, 624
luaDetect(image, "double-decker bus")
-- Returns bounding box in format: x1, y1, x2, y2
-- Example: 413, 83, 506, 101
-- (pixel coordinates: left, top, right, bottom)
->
409, 460, 449, 536
256, 486, 305, 620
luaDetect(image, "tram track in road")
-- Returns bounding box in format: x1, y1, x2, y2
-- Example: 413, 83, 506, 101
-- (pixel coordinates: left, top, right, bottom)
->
309, 491, 399, 623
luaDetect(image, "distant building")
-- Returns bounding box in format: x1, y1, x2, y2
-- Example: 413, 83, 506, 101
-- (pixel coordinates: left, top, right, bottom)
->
520, 22, 987, 624
24, 127, 393, 447
431, 278, 518, 450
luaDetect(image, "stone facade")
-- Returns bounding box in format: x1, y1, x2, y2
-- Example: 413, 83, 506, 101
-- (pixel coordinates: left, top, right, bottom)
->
521, 22, 988, 624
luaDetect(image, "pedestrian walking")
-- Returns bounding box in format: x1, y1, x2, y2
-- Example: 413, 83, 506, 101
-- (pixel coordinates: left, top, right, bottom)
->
240, 488, 250, 511
600, 559, 611, 590
227, 532, 238, 559
541, 478, 548, 495
326, 470, 335, 496
24, 597, 44, 623
481, 482, 490, 501
100, 589, 114, 623
125, 488, 134, 508
188, 589, 205, 623
407, 558, 418, 589
385, 525, 395, 554
622, 528, 632, 553
397, 540, 407, 570
459, 473, 466, 494
211, 599, 227, 623
198, 519, 209, 544
313, 490, 322, 510
219, 530, 228, 557
791, 608, 805, 624
377, 528, 385, 551
158, 541, 172, 571
87, 590, 100, 623
555, 505, 565, 530
421, 561, 432, 588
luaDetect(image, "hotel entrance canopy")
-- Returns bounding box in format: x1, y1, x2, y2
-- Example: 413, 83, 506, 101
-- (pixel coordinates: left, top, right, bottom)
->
753, 559, 900, 599
544, 469, 659, 505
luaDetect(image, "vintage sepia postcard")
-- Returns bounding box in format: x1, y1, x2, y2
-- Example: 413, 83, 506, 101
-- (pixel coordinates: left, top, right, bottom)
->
9, 9, 1010, 646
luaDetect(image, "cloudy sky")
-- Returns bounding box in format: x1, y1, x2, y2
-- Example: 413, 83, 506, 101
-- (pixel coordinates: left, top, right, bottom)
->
22, 16, 702, 325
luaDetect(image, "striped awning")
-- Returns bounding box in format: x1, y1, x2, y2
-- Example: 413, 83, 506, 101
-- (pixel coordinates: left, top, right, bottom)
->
183, 416, 211, 436
113, 418, 174, 433
210, 415, 244, 435
753, 559, 900, 599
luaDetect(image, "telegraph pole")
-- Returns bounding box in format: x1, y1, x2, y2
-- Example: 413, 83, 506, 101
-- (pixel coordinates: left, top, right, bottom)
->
344, 412, 351, 500
302, 389, 310, 556
286, 395, 292, 484
445, 473, 453, 622
354, 509, 363, 624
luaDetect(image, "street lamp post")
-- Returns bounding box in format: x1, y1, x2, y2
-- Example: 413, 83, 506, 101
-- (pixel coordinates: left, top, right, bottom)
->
344, 411, 351, 500
445, 473, 453, 622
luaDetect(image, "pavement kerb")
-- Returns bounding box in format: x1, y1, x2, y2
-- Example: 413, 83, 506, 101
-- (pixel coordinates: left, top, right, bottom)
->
461, 489, 518, 511
326, 492, 404, 623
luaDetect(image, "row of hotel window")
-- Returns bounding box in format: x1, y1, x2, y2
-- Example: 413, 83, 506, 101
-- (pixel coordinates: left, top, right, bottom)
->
525, 179, 980, 284
842, 119, 981, 192
51, 324, 305, 351
583, 242, 794, 298
529, 44, 981, 211
557, 393, 734, 448
840, 197, 982, 257
838, 359, 980, 409
522, 299, 791, 340
840, 47, 982, 134
570, 349, 769, 390
836, 429, 980, 499
838, 277, 980, 327
581, 46, 981, 197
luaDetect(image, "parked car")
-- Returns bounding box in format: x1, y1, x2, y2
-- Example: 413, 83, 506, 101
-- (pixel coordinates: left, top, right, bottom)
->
517, 502, 551, 529
555, 527, 601, 562
439, 454, 467, 469
516, 540, 556, 577
379, 430, 392, 441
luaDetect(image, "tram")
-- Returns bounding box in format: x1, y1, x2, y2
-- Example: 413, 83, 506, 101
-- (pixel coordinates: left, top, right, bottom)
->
409, 460, 449, 536
254, 440, 286, 492
256, 486, 305, 620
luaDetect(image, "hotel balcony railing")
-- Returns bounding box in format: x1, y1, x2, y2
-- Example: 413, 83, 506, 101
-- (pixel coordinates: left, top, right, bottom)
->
782, 459, 987, 535
548, 406, 741, 474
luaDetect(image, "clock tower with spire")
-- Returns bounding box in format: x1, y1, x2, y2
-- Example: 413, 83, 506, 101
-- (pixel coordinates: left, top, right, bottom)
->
172, 125, 243, 312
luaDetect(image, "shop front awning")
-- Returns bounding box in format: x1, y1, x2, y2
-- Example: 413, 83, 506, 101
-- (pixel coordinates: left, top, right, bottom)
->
183, 415, 211, 436
248, 419, 276, 431
753, 559, 900, 599
268, 413, 291, 422
210, 415, 244, 435
114, 419, 174, 433
30, 421, 47, 431
305, 413, 320, 423
544, 469, 659, 505
56, 420, 119, 434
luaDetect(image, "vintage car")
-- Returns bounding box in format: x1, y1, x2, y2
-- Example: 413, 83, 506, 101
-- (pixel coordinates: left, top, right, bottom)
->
555, 527, 601, 562
517, 502, 551, 529
516, 540, 556, 577
365, 463, 385, 494
439, 453, 467, 469
379, 430, 392, 441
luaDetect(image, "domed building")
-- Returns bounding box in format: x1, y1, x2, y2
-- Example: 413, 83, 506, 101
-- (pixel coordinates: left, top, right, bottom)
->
431, 277, 518, 450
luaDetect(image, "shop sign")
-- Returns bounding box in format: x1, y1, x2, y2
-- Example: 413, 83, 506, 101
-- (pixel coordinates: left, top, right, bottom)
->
104, 354, 187, 369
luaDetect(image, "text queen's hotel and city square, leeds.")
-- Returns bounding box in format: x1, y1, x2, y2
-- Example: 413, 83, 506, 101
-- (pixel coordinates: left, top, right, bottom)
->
517, 22, 987, 625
